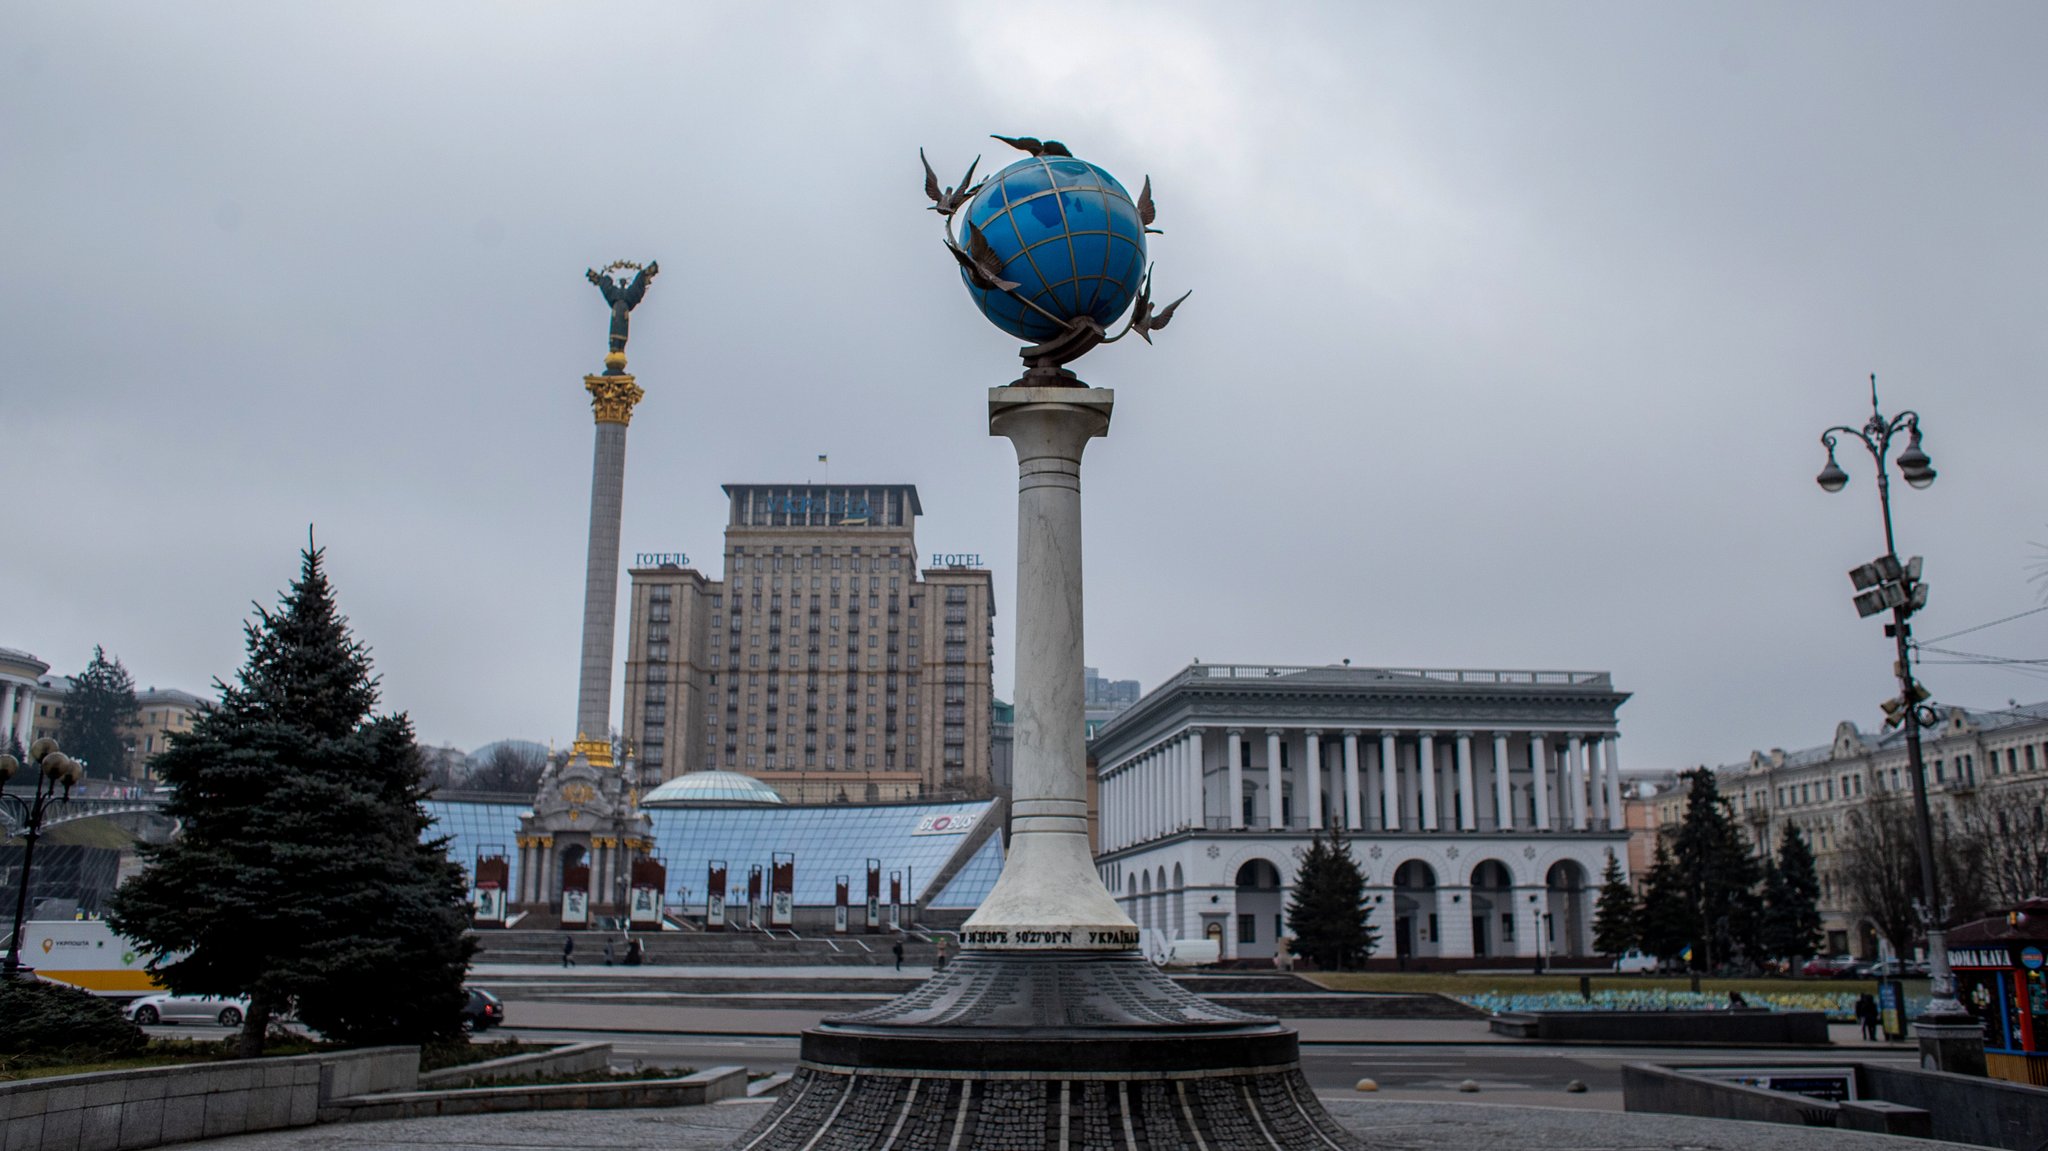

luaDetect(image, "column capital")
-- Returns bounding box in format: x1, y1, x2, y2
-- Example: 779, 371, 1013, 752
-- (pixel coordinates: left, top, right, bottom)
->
1453, 730, 1474, 740
1226, 727, 1245, 737
1303, 728, 1324, 738
1416, 730, 1438, 739
584, 373, 644, 424
1342, 728, 1362, 738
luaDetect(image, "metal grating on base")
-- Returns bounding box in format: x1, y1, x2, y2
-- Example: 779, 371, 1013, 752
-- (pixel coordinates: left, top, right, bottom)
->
727, 952, 1365, 1150
733, 1065, 1363, 1151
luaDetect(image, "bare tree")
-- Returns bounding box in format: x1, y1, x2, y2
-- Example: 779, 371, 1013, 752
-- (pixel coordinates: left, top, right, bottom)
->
1948, 784, 2048, 910
418, 746, 470, 793
1842, 797, 1923, 959
464, 743, 547, 794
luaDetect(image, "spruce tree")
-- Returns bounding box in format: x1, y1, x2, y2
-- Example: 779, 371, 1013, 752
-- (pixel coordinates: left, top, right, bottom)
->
107, 545, 474, 1056
1285, 827, 1379, 970
1636, 840, 1695, 964
1760, 824, 1825, 964
1671, 767, 1762, 970
1590, 849, 1638, 958
60, 646, 139, 779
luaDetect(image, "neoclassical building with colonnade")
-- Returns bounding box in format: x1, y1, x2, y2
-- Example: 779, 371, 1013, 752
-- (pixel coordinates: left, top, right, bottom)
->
1089, 662, 1632, 964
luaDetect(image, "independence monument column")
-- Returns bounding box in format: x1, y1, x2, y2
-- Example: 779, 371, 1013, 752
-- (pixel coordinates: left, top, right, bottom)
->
572, 260, 657, 764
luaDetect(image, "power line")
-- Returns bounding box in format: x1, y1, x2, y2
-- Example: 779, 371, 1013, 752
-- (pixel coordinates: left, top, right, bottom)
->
1916, 644, 2048, 666
1919, 603, 2048, 645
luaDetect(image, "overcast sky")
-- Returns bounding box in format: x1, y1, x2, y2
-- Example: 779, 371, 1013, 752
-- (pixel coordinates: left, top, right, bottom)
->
5, 3, 2045, 773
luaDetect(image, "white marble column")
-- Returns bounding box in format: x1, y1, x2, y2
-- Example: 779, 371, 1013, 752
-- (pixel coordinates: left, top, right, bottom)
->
965, 387, 1134, 946
11, 686, 32, 751
1492, 733, 1514, 831
1265, 729, 1283, 829
1305, 730, 1324, 830
1164, 743, 1179, 833
1226, 728, 1244, 830
1531, 734, 1552, 831
1567, 734, 1588, 830
1380, 732, 1400, 831
1, 683, 17, 748
1418, 731, 1439, 831
1342, 730, 1362, 831
1455, 731, 1477, 832
1604, 733, 1626, 831
1188, 728, 1206, 830
1588, 738, 1608, 826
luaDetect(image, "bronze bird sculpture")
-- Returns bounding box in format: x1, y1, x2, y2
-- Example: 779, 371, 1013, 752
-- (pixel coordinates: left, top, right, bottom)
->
1137, 176, 1163, 234
1127, 272, 1190, 345
991, 134, 1073, 158
944, 220, 1019, 292
920, 148, 985, 217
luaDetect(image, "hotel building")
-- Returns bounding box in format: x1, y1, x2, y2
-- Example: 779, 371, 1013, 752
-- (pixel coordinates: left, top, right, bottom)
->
620, 484, 996, 805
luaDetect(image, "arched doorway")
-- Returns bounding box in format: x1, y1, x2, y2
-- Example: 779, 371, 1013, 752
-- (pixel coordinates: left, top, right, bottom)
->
1469, 860, 1513, 958
1234, 859, 1284, 959
1171, 863, 1185, 941
1393, 861, 1439, 962
1546, 860, 1589, 958
554, 843, 588, 911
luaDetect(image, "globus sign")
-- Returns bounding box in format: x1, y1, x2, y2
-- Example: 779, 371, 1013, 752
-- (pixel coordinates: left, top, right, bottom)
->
913, 813, 977, 836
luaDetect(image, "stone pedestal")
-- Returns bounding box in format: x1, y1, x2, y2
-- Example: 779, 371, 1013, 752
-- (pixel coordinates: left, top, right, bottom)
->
1914, 1015, 1987, 1077
731, 387, 1360, 1150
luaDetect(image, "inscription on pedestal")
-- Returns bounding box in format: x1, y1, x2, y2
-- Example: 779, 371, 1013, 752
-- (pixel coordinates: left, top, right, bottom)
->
960, 928, 1139, 950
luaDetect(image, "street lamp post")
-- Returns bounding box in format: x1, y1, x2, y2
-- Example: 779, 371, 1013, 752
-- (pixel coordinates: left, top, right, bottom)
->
1814, 374, 1962, 1019
1, 737, 83, 979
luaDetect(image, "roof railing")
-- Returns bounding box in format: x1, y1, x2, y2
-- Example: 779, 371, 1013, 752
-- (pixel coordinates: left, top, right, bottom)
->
1187, 665, 1610, 686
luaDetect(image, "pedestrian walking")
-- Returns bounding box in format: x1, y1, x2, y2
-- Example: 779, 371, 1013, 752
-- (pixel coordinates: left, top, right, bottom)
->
892, 939, 904, 971
1855, 992, 1880, 1041
561, 935, 576, 968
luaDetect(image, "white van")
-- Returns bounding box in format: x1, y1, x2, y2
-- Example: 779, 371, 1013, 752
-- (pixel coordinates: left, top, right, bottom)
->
1613, 948, 1658, 974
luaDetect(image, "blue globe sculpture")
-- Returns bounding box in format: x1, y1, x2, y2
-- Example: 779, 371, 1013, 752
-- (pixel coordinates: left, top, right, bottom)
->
955, 155, 1149, 343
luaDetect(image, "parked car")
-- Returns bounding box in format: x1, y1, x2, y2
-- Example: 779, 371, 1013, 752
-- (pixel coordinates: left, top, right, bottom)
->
459, 987, 504, 1032
1613, 948, 1659, 974
1799, 956, 1858, 978
126, 993, 249, 1027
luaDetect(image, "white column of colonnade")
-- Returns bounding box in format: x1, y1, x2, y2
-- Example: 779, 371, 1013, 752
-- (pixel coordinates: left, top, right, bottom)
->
1567, 734, 1588, 830
0, 683, 16, 748
1531, 734, 1552, 831
1187, 728, 1206, 831
1455, 731, 1477, 831
1165, 741, 1178, 834
1379, 732, 1399, 832
1417, 731, 1439, 831
1604, 733, 1626, 831
1265, 729, 1283, 829
1588, 737, 1607, 827
1305, 730, 1323, 830
1226, 729, 1244, 830
1342, 730, 1361, 830
1492, 733, 1514, 831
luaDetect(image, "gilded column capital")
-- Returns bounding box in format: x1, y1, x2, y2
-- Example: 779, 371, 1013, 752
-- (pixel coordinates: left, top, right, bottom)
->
584, 373, 644, 425
572, 734, 615, 767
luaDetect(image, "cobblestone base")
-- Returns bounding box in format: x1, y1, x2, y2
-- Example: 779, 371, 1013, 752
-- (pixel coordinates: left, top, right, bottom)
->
728, 1064, 1366, 1150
